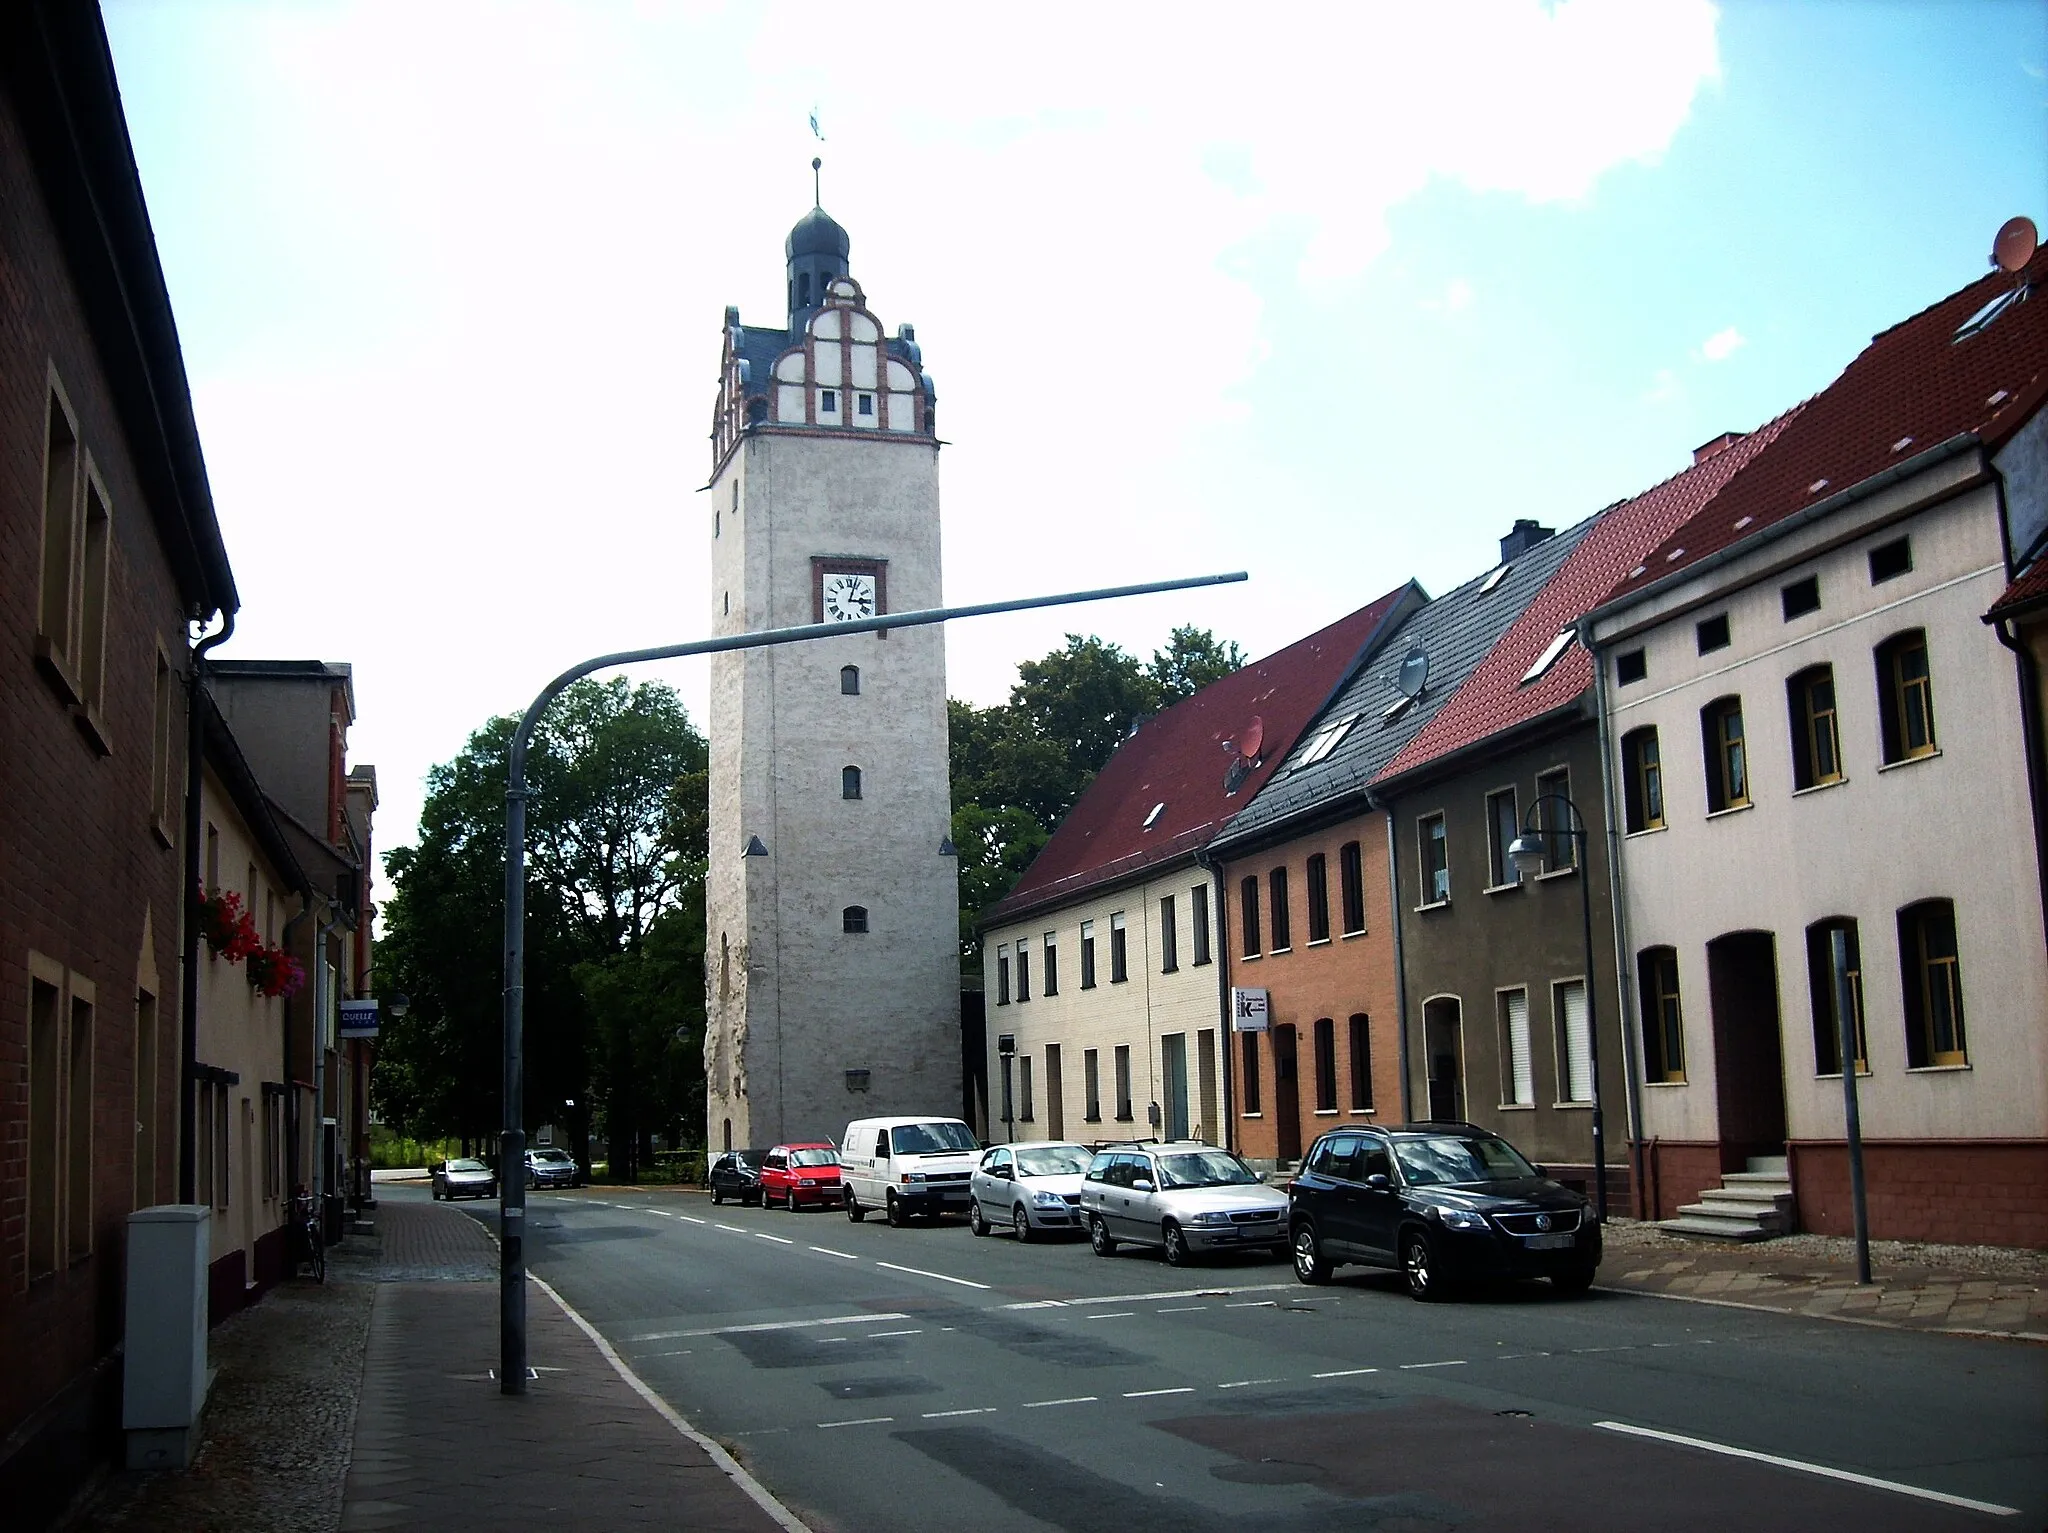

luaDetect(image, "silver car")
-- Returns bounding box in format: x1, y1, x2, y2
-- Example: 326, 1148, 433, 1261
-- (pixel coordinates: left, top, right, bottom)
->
1079, 1143, 1289, 1266
968, 1142, 1092, 1241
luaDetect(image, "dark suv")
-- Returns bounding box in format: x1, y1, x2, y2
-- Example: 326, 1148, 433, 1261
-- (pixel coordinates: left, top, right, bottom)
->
1287, 1123, 1599, 1300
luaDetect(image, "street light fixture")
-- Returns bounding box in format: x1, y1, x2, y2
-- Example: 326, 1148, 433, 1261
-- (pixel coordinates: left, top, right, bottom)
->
1506, 791, 1607, 1223
495, 571, 1246, 1395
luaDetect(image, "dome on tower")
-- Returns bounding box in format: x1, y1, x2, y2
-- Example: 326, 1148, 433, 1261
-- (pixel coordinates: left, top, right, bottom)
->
786, 206, 850, 261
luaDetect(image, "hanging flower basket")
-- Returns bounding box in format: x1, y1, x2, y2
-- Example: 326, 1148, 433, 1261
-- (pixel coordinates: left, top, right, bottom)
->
197, 885, 262, 963
246, 945, 306, 1000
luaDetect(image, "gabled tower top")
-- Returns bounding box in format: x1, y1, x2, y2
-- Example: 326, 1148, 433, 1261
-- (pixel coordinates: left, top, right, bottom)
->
786, 158, 850, 331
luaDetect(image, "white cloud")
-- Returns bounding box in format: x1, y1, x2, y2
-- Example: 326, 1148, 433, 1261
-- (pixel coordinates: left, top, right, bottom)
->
1697, 325, 1747, 362
1645, 367, 1682, 403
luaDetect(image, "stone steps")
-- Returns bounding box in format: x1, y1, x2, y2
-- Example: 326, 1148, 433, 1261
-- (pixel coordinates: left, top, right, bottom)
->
1658, 1156, 1795, 1242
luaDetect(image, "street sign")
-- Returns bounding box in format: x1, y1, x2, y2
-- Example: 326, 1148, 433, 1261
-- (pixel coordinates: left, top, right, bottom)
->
1231, 987, 1269, 1032
338, 998, 380, 1038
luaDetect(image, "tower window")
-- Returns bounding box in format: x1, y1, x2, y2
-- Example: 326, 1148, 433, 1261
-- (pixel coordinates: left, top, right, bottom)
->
843, 765, 863, 800
820, 388, 838, 414
857, 393, 874, 416
843, 906, 868, 934
799, 273, 811, 307
841, 665, 860, 695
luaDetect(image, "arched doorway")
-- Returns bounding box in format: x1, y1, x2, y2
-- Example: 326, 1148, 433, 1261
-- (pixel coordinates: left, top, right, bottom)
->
1423, 997, 1465, 1122
1707, 931, 1787, 1171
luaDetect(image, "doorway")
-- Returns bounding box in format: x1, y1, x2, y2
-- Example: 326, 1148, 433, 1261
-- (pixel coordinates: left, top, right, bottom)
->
1707, 931, 1788, 1171
1424, 997, 1465, 1122
1272, 1026, 1301, 1162
1045, 1045, 1065, 1140
1161, 1034, 1189, 1140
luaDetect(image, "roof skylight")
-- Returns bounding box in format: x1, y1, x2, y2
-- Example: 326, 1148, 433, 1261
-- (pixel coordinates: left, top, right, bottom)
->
1142, 802, 1165, 829
1478, 564, 1512, 594
1954, 284, 2028, 344
1520, 631, 1576, 685
1293, 713, 1359, 770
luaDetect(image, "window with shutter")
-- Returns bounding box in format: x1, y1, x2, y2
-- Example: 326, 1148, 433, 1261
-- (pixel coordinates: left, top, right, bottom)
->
1500, 989, 1533, 1106
1555, 980, 1592, 1103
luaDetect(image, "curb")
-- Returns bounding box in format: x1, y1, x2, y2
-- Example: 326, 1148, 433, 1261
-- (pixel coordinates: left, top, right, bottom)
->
1593, 1282, 2048, 1344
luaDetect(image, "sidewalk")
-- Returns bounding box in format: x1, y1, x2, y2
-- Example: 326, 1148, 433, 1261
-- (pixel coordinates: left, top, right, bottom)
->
70, 1197, 801, 1533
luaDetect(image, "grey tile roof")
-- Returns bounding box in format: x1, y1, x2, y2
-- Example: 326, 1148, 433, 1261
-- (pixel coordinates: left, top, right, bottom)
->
1209, 516, 1595, 853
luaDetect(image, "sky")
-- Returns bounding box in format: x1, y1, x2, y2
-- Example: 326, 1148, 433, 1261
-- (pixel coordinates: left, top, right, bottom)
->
102, 0, 2047, 889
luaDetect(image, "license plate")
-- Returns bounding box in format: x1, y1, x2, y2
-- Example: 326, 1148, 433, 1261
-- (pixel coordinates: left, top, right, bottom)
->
1524, 1232, 1575, 1250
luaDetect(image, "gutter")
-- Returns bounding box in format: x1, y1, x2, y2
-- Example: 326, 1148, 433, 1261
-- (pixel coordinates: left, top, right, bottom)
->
1585, 627, 1648, 1214
177, 609, 234, 1205
1374, 794, 1414, 1122
1984, 461, 2048, 951
1193, 846, 1234, 1152
279, 896, 313, 1192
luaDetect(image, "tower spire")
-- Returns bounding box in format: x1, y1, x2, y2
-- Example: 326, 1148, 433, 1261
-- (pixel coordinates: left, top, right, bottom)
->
812, 156, 822, 209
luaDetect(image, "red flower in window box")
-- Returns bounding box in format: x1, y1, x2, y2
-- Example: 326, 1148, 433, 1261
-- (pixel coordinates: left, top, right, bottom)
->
197, 885, 262, 963
245, 945, 305, 1000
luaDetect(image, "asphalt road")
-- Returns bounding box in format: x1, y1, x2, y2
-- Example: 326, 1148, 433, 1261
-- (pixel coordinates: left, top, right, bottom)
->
413, 1185, 2047, 1532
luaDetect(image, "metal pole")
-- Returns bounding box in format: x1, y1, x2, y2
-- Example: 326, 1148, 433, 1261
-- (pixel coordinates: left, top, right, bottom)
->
499, 571, 1245, 1394
1576, 806, 1607, 1224
1831, 927, 1871, 1284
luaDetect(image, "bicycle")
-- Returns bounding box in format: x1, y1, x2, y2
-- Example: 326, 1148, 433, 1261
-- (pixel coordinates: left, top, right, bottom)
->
289, 1187, 325, 1284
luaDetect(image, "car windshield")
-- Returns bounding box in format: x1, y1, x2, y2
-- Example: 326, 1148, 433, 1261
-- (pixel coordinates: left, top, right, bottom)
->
891, 1121, 978, 1155
735, 1150, 765, 1167
448, 1159, 486, 1172
532, 1151, 570, 1163
1015, 1146, 1092, 1177
1153, 1151, 1260, 1189
1392, 1135, 1537, 1186
790, 1148, 838, 1168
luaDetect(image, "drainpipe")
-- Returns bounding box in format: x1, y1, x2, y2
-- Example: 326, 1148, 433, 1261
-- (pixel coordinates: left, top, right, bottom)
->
1583, 633, 1648, 1216
279, 895, 313, 1192
1194, 848, 1232, 1153
1375, 796, 1414, 1122
178, 609, 234, 1205
311, 914, 347, 1209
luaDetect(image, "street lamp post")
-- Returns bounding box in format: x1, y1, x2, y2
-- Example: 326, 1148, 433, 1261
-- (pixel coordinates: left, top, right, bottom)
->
497, 571, 1246, 1394
1507, 794, 1607, 1223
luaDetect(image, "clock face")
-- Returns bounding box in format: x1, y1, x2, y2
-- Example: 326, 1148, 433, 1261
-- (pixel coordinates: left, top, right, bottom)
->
822, 571, 878, 623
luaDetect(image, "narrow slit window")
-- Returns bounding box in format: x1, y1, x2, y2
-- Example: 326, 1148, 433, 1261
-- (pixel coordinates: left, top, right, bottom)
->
842, 765, 863, 799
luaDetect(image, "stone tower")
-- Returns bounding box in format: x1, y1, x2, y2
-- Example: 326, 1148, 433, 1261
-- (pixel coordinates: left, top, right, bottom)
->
702, 198, 961, 1152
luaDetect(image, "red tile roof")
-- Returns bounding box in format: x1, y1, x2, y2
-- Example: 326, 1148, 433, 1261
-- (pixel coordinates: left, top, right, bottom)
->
1611, 247, 2048, 602
1986, 559, 2048, 622
1376, 413, 1795, 784
983, 585, 1416, 926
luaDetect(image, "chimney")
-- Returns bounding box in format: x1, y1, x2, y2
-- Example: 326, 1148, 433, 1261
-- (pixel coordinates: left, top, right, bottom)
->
1693, 431, 1741, 465
1498, 518, 1555, 564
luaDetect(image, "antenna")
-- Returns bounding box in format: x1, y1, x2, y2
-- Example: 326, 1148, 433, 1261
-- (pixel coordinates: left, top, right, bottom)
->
1397, 647, 1430, 699
1993, 216, 2038, 275
812, 156, 822, 208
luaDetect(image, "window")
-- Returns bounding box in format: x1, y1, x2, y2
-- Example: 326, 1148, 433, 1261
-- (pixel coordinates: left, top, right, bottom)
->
1782, 575, 1821, 620
1313, 1018, 1337, 1111
842, 905, 868, 934
819, 387, 838, 414
1016, 943, 1030, 1002
1787, 666, 1842, 789
1240, 876, 1261, 956
1418, 813, 1449, 903
1043, 933, 1058, 996
1615, 648, 1647, 686
1621, 727, 1664, 833
1535, 768, 1575, 871
1113, 1045, 1133, 1120
1080, 921, 1097, 988
1019, 1054, 1035, 1121
842, 765, 863, 800
996, 945, 1011, 1004
1521, 631, 1575, 684
1347, 1014, 1372, 1110
29, 972, 61, 1281
76, 477, 109, 714
1499, 989, 1533, 1106
66, 988, 91, 1261
1696, 613, 1731, 654
1305, 854, 1330, 942
1339, 842, 1364, 934
1045, 1044, 1064, 1138
1485, 789, 1520, 887
1899, 900, 1967, 1066
857, 392, 874, 417
1805, 919, 1868, 1076
1269, 867, 1291, 950
1701, 697, 1749, 812
150, 650, 177, 835
1083, 1048, 1101, 1121
1638, 947, 1686, 1082
841, 665, 860, 695
1240, 1031, 1261, 1115
1109, 912, 1128, 982
1159, 895, 1178, 972
1869, 536, 1912, 584
262, 1085, 284, 1203
1191, 884, 1211, 965
1554, 980, 1592, 1103
1294, 713, 1359, 768
1876, 631, 1937, 763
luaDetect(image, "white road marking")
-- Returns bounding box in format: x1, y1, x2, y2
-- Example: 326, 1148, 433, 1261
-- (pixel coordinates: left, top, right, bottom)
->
1086, 1311, 1136, 1321
1226, 1300, 1276, 1309
819, 1416, 894, 1429
754, 1233, 795, 1245
1400, 1360, 1466, 1370
1124, 1387, 1195, 1399
874, 1261, 991, 1291
679, 1215, 706, 1225
1595, 1422, 2022, 1517
639, 1349, 693, 1358
868, 1329, 923, 1338
1022, 1396, 1099, 1409
631, 1312, 910, 1341
716, 1224, 747, 1234
1313, 1367, 1380, 1379
808, 1246, 859, 1260
1002, 1283, 1293, 1311
921, 1407, 997, 1419
818, 1338, 847, 1344
1156, 1305, 1207, 1313
1217, 1378, 1282, 1389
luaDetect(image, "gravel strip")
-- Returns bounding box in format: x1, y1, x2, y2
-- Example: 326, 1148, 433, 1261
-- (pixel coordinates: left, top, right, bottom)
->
1600, 1216, 2048, 1283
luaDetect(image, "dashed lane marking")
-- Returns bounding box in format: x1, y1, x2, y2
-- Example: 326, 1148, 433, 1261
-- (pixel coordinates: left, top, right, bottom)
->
1400, 1360, 1466, 1370
629, 1312, 910, 1342
874, 1261, 991, 1291
679, 1216, 705, 1225
716, 1224, 747, 1234
1156, 1305, 1207, 1313
809, 1246, 859, 1260
1216, 1378, 1281, 1389
921, 1407, 998, 1419
1124, 1387, 1196, 1399
1086, 1311, 1136, 1321
1226, 1300, 1276, 1309
1022, 1396, 1099, 1409
1001, 1283, 1293, 1311
754, 1233, 795, 1245
819, 1416, 894, 1429
868, 1329, 923, 1338
1313, 1367, 1380, 1379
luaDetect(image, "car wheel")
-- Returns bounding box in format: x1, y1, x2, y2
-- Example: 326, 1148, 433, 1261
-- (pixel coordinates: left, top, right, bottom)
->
1292, 1222, 1332, 1285
711, 1187, 724, 1206
1161, 1221, 1191, 1268
1014, 1205, 1034, 1244
1403, 1230, 1443, 1302
969, 1202, 989, 1237
1551, 1267, 1597, 1297
846, 1190, 865, 1222
1090, 1215, 1118, 1257
886, 1192, 907, 1228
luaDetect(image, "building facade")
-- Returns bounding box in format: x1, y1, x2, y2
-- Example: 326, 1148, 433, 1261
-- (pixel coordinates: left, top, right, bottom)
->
702, 205, 959, 1150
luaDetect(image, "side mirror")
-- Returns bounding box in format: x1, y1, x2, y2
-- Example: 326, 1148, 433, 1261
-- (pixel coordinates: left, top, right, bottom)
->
1365, 1173, 1392, 1191
1131, 1178, 1155, 1193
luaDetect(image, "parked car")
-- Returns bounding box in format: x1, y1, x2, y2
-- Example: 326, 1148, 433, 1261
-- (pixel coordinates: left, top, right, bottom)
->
431, 1158, 497, 1201
760, 1143, 842, 1210
524, 1147, 582, 1188
708, 1149, 767, 1205
1286, 1122, 1600, 1300
1079, 1142, 1289, 1265
840, 1116, 981, 1225
969, 1142, 1092, 1240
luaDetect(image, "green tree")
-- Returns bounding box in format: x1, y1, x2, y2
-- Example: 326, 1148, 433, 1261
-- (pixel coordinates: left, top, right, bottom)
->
1150, 625, 1248, 702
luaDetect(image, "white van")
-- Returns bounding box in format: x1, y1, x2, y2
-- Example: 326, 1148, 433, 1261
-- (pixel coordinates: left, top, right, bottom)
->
841, 1116, 982, 1226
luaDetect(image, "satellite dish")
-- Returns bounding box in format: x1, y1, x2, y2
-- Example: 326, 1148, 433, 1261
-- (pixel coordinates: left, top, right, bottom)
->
1994, 216, 2039, 275
1238, 717, 1265, 760
1397, 648, 1430, 699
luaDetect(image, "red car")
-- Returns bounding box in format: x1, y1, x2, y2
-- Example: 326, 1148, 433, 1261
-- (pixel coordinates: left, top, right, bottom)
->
759, 1143, 842, 1210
